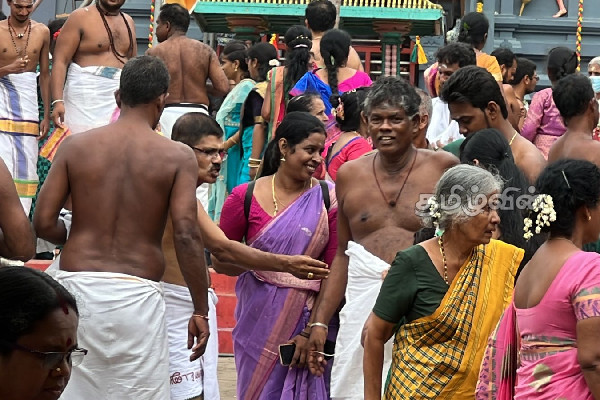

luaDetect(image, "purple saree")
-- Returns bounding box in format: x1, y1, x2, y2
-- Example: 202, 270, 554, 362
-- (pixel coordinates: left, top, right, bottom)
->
232, 182, 338, 400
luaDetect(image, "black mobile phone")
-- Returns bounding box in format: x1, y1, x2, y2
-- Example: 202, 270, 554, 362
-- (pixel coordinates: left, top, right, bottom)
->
279, 343, 296, 366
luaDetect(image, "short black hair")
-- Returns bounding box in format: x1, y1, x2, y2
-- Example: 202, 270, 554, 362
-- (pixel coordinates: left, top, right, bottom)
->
0, 267, 78, 356
435, 42, 477, 68
172, 113, 223, 148
458, 12, 489, 48
159, 3, 190, 33
119, 56, 170, 107
547, 46, 578, 83
532, 159, 600, 238
0, 11, 6, 21
553, 73, 594, 123
512, 57, 536, 84
491, 47, 516, 68
305, 0, 336, 32
440, 65, 509, 119
363, 76, 420, 117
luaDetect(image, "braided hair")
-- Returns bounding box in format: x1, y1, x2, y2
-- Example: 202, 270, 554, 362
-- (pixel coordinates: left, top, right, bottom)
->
283, 26, 312, 102
320, 29, 351, 107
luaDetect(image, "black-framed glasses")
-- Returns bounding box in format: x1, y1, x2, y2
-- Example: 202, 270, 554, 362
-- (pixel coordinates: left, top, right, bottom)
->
189, 145, 225, 160
7, 342, 88, 369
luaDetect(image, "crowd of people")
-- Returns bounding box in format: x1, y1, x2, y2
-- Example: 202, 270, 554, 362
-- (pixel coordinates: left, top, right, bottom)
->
2, 0, 600, 399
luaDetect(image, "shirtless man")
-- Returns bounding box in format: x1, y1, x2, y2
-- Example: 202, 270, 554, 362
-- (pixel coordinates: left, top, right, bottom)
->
164, 112, 329, 400
306, 77, 458, 399
440, 65, 546, 183
34, 56, 207, 400
0, 158, 35, 261
305, 0, 363, 71
548, 74, 600, 164
147, 3, 229, 138
51, 0, 136, 134
511, 57, 538, 130
0, 0, 49, 214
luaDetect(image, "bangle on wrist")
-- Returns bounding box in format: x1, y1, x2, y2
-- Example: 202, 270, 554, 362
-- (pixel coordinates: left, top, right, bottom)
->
192, 313, 209, 320
308, 322, 328, 330
51, 99, 64, 107
299, 330, 310, 339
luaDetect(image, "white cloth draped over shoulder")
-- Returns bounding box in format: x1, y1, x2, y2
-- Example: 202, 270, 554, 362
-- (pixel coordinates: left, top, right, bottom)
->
64, 63, 120, 135
330, 241, 393, 400
426, 97, 461, 149
47, 269, 170, 400
0, 72, 40, 214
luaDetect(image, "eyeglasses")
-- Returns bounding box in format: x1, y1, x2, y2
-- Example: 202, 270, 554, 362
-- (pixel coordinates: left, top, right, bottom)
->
189, 146, 225, 160
8, 342, 88, 369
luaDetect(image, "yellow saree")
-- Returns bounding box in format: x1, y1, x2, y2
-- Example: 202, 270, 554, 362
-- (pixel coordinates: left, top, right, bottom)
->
385, 240, 523, 399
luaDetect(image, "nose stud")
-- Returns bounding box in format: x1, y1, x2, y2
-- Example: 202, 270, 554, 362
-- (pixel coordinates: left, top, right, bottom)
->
56, 367, 61, 373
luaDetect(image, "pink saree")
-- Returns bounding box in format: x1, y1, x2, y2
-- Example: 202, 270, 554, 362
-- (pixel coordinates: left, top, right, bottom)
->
477, 251, 600, 400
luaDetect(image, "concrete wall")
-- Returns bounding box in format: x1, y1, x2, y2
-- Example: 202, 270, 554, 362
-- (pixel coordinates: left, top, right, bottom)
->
467, 0, 600, 88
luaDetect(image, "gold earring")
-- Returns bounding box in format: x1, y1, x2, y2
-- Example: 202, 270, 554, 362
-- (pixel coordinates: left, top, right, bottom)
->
589, 215, 592, 221
280, 155, 286, 162
234, 66, 238, 72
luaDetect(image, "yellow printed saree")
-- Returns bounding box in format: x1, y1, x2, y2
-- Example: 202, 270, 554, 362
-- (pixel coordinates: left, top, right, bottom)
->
385, 240, 523, 399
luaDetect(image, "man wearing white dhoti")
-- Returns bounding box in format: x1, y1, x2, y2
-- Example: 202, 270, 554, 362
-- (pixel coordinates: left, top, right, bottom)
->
147, 3, 228, 139
34, 56, 210, 400
0, 0, 51, 214
330, 241, 393, 399
304, 77, 458, 398
50, 0, 136, 134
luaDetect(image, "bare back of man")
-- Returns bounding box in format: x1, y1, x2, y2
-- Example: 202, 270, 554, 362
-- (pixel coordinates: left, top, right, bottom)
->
312, 38, 363, 71
148, 37, 226, 106
549, 132, 600, 166
511, 134, 546, 183
39, 123, 195, 281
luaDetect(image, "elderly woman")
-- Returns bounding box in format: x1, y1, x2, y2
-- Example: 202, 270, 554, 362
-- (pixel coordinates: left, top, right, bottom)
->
363, 164, 524, 399
477, 159, 600, 399
0, 266, 84, 400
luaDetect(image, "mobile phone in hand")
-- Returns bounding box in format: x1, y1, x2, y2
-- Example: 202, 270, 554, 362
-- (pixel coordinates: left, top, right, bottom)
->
279, 343, 296, 366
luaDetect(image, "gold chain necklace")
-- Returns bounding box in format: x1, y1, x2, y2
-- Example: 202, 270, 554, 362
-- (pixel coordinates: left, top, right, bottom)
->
437, 235, 450, 285
271, 174, 312, 216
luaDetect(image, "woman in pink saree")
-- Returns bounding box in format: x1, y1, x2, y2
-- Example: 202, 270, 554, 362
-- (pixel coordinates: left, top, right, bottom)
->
215, 112, 338, 399
476, 159, 600, 400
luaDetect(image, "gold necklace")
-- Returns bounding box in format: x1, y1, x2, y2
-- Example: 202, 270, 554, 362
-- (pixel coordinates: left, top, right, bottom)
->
438, 235, 450, 285
271, 174, 313, 216
509, 131, 518, 146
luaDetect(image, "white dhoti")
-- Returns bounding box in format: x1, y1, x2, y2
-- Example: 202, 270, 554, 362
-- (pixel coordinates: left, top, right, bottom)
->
0, 72, 40, 215
164, 283, 220, 400
331, 241, 394, 400
47, 269, 170, 400
64, 63, 121, 135
159, 104, 208, 139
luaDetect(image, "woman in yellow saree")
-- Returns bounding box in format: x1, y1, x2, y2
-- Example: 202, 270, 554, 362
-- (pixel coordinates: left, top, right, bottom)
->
363, 165, 524, 399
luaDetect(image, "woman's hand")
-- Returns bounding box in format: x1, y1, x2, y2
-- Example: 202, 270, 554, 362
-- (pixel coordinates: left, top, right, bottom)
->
288, 331, 311, 369
307, 325, 328, 376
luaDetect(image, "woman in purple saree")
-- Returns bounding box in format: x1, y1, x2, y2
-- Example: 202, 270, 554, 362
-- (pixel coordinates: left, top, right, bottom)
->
216, 112, 338, 399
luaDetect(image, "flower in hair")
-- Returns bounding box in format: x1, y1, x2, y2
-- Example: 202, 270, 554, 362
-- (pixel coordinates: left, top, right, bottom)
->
523, 194, 556, 240
428, 196, 444, 236
268, 59, 280, 67
330, 55, 336, 66
463, 22, 470, 31
53, 29, 61, 40
334, 100, 345, 121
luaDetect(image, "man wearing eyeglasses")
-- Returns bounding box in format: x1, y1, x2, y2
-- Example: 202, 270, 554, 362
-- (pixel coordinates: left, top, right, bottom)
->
163, 112, 330, 400
34, 56, 209, 400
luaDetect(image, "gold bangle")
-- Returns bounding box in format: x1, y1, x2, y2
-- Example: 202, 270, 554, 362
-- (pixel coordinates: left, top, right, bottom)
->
192, 313, 209, 320
249, 157, 262, 163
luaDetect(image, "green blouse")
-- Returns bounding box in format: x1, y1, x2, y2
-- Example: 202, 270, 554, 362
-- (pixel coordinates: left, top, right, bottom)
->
373, 245, 449, 325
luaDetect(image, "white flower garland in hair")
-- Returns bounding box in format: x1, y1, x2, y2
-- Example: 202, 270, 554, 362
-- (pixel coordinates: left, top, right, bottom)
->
428, 196, 444, 237
523, 194, 557, 240
268, 59, 280, 67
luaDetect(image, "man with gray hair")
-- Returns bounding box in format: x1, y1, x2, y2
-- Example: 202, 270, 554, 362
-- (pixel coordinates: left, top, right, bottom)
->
305, 76, 458, 399
413, 88, 433, 150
